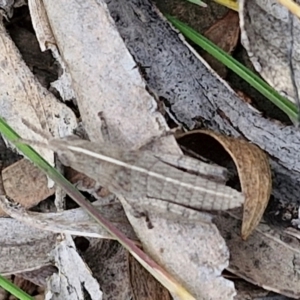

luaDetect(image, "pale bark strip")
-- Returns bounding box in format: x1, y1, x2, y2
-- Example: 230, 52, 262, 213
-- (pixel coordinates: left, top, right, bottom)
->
45, 235, 103, 300
0, 197, 137, 243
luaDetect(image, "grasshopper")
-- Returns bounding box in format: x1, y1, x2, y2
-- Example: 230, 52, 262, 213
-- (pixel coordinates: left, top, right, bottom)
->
21, 136, 244, 221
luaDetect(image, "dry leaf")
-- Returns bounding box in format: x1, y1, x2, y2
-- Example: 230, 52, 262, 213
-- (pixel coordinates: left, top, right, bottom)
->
0, 222, 56, 275
0, 20, 77, 166
38, 0, 167, 147
215, 211, 300, 298
32, 1, 239, 299
203, 10, 240, 77
0, 159, 54, 217
45, 235, 102, 300
204, 10, 239, 53
0, 198, 137, 243
128, 254, 171, 300
28, 0, 76, 102
0, 198, 137, 275
239, 0, 300, 104
0, 1, 295, 298
177, 130, 272, 239
121, 200, 236, 300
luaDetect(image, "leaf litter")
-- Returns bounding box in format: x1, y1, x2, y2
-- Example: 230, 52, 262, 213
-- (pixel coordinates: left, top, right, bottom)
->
0, 0, 297, 299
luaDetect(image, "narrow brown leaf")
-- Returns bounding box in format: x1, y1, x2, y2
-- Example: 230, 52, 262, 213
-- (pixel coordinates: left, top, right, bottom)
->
177, 130, 272, 240
128, 253, 172, 300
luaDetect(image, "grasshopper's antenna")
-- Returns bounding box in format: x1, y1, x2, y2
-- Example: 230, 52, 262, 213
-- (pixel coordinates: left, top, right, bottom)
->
17, 118, 52, 149
16, 138, 50, 149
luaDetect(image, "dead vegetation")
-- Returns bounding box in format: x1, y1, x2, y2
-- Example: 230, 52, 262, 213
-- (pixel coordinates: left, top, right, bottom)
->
0, 1, 299, 299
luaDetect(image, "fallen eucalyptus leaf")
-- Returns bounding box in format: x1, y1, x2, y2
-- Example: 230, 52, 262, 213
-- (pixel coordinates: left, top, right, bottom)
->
39, 0, 166, 147
177, 130, 272, 239
0, 197, 137, 277
0, 197, 137, 242
0, 20, 77, 167
28, 0, 76, 102
239, 0, 300, 105
0, 216, 56, 275
122, 199, 236, 300
45, 235, 103, 300
215, 210, 300, 298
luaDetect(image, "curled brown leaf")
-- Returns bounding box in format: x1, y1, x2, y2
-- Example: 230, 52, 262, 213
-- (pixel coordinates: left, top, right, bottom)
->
177, 130, 272, 240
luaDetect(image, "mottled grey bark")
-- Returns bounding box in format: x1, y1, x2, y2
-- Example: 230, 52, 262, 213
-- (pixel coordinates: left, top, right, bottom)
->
105, 0, 300, 211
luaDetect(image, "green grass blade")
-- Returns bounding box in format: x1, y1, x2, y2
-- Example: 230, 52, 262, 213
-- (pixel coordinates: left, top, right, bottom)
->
0, 275, 33, 300
166, 15, 298, 122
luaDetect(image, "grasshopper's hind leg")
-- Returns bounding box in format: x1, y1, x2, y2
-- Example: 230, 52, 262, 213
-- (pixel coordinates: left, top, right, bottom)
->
154, 153, 229, 184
